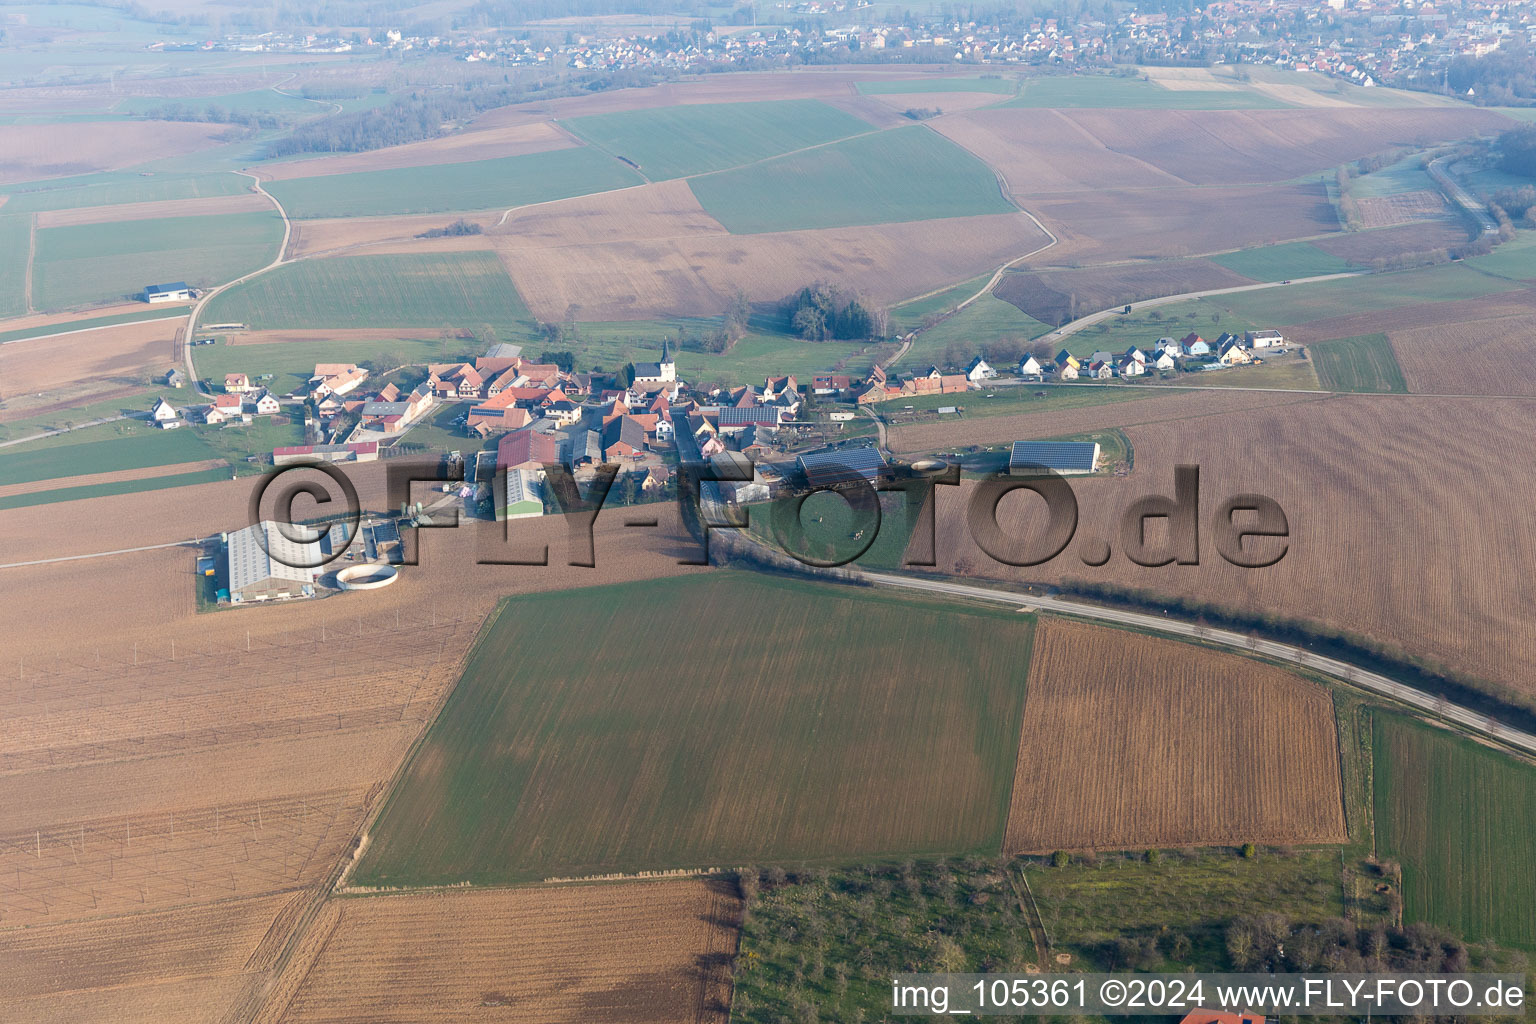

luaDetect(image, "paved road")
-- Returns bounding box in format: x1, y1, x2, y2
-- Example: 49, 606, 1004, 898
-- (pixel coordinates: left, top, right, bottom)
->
1428, 155, 1498, 236
860, 570, 1536, 757
184, 171, 294, 395
1039, 271, 1367, 342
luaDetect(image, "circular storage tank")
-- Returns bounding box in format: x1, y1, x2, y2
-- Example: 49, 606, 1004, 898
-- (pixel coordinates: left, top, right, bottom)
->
910, 458, 950, 475
336, 563, 399, 591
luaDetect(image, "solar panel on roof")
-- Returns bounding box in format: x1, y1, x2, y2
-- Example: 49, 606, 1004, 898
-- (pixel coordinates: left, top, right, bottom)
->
797, 446, 888, 486
1008, 441, 1099, 472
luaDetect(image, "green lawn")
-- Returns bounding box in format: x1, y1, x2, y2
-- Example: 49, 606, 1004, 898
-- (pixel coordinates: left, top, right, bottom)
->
262, 147, 644, 219
200, 252, 535, 336
1211, 241, 1359, 282
355, 572, 1036, 886
1350, 154, 1437, 198
1374, 713, 1536, 950
192, 417, 307, 471
0, 465, 231, 510
562, 99, 871, 180
0, 214, 30, 317
0, 421, 220, 486
856, 77, 1017, 95
1308, 333, 1407, 393
745, 487, 919, 569
32, 210, 283, 309
688, 125, 1016, 233
0, 171, 248, 214
1004, 75, 1290, 110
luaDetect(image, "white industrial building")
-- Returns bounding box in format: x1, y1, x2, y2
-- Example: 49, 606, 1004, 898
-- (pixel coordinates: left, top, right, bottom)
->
225, 520, 351, 603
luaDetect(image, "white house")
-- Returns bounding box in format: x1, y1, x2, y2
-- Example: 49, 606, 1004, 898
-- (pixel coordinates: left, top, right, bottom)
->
1155, 337, 1183, 357
1246, 329, 1284, 348
251, 389, 281, 416
1118, 356, 1146, 377
965, 356, 997, 382
1058, 361, 1080, 381
1154, 350, 1177, 371
1124, 346, 1147, 364
1018, 355, 1044, 378
151, 397, 179, 423
1217, 338, 1253, 365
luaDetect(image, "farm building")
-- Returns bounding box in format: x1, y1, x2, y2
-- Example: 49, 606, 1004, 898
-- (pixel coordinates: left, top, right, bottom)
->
224, 520, 350, 603
163, 368, 185, 388
497, 427, 562, 473
272, 442, 380, 466
502, 468, 545, 520
1009, 440, 1100, 475
141, 281, 192, 303
798, 445, 888, 487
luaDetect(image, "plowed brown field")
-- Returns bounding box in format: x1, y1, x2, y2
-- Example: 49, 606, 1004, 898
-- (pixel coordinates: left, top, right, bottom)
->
1005, 618, 1346, 852
273, 881, 739, 1024
255, 120, 577, 180
926, 393, 1536, 704
0, 122, 231, 184
35, 193, 270, 229
1389, 312, 1536, 396
0, 318, 180, 396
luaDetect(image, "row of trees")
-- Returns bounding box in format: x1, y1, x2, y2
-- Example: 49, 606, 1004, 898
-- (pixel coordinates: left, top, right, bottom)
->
784, 283, 889, 342
133, 103, 283, 129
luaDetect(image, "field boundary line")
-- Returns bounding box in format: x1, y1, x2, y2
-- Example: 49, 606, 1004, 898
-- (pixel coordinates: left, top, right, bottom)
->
0, 537, 201, 569
23, 214, 35, 314
0, 311, 187, 348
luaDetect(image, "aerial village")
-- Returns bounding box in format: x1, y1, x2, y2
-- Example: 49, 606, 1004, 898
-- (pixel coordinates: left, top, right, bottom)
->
159, 326, 1287, 605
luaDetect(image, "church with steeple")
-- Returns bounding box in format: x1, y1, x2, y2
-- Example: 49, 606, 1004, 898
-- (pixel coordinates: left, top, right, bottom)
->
631, 337, 676, 384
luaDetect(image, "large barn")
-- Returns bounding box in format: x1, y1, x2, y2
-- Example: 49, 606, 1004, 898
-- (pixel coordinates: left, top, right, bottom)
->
225, 520, 350, 603
1008, 440, 1101, 475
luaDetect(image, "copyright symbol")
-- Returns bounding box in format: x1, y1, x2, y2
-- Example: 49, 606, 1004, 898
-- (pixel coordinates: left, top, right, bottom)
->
247, 460, 361, 570
1101, 980, 1127, 1007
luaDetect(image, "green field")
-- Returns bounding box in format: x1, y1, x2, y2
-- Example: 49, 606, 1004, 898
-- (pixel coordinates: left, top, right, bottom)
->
1004, 75, 1289, 110
1374, 714, 1536, 950
200, 251, 535, 335
1308, 333, 1407, 393
0, 388, 156, 442
0, 171, 248, 214
31, 210, 283, 309
0, 214, 30, 317
0, 465, 231, 510
1211, 242, 1359, 282
889, 273, 993, 333
1461, 231, 1536, 282
1206, 263, 1524, 326
856, 77, 1017, 95
895, 292, 1053, 370
262, 147, 643, 219
1350, 154, 1437, 199
0, 421, 220, 486
563, 99, 871, 180
114, 88, 326, 118
356, 573, 1035, 886
688, 125, 1016, 233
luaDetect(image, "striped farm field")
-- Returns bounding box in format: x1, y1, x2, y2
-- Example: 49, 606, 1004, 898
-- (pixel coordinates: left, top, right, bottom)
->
1374, 713, 1536, 950
262, 146, 643, 219
31, 210, 283, 310
687, 126, 1016, 233
563, 99, 871, 180
1005, 618, 1347, 853
200, 251, 534, 334
1210, 241, 1358, 282
1309, 333, 1408, 393
0, 171, 248, 215
356, 572, 1035, 886
0, 214, 29, 317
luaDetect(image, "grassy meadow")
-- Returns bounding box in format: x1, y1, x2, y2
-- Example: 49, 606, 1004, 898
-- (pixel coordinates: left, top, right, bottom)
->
356, 572, 1036, 886
1308, 333, 1408, 393
263, 146, 643, 218
0, 170, 248, 214
0, 420, 220, 486
200, 251, 534, 335
563, 99, 871, 180
1207, 263, 1523, 326
0, 214, 30, 318
1374, 713, 1536, 950
31, 210, 283, 309
1211, 241, 1359, 282
688, 125, 1016, 233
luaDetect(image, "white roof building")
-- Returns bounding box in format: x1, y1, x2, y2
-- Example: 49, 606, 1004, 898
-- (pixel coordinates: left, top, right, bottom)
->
225, 520, 349, 603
